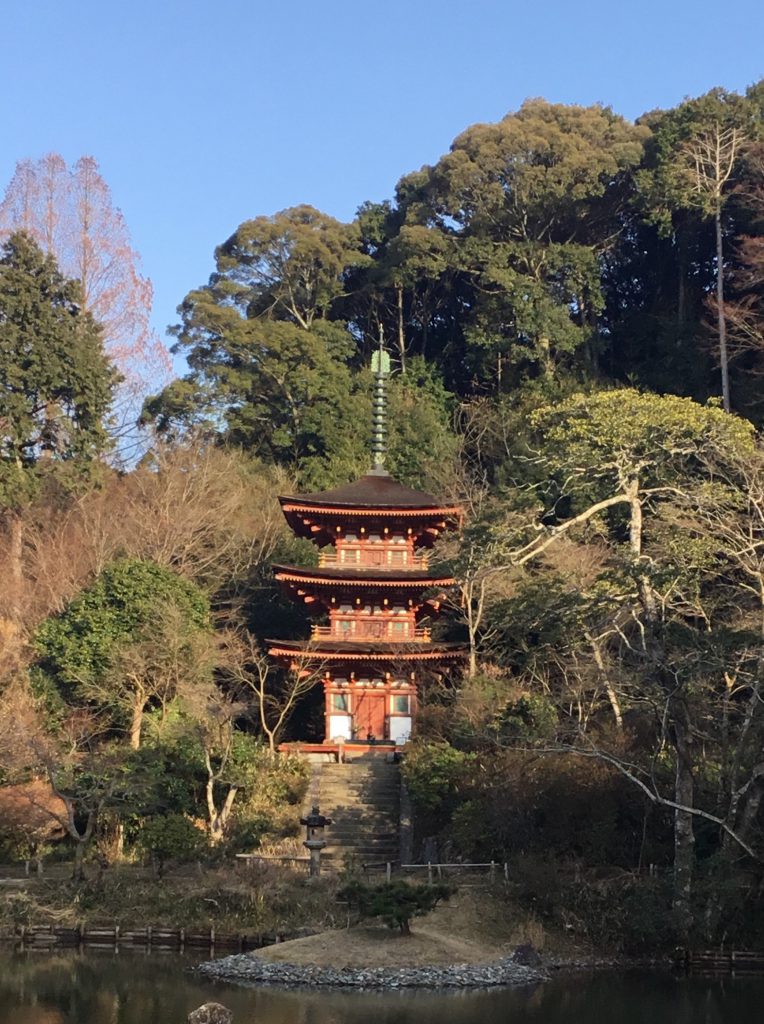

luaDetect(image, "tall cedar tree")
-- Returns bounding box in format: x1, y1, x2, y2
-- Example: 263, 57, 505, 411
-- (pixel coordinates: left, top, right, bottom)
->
0, 231, 116, 599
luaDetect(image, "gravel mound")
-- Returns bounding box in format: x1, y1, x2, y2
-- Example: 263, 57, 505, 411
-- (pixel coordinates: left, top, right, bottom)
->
197, 951, 548, 990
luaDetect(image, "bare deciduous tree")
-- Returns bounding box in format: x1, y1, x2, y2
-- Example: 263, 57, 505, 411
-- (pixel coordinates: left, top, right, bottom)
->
0, 154, 172, 444
679, 124, 747, 411
224, 630, 322, 755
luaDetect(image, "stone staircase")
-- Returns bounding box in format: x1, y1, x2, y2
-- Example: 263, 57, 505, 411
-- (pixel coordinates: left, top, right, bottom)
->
306, 760, 401, 866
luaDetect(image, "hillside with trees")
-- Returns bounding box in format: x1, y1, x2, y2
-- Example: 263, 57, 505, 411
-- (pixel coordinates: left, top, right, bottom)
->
3, 82, 764, 951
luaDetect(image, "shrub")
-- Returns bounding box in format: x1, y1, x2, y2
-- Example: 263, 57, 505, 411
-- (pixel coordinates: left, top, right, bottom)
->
137, 814, 206, 877
495, 692, 558, 742
339, 879, 453, 935
401, 742, 473, 812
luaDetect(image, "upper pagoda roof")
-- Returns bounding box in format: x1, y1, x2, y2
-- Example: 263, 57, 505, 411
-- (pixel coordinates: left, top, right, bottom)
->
267, 637, 467, 662
273, 564, 456, 588
280, 470, 459, 514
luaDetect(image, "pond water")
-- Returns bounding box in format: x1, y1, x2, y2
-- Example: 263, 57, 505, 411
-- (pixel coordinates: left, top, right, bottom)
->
0, 950, 761, 1024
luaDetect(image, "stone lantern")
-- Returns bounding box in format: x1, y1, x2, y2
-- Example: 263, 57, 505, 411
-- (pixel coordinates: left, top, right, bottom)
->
300, 805, 332, 876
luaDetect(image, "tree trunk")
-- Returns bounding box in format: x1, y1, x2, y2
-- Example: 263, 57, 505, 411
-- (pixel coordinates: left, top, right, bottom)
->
396, 284, 406, 373
8, 514, 23, 620
716, 207, 731, 413
207, 777, 239, 843
739, 781, 764, 844
73, 840, 85, 882
129, 692, 145, 750
677, 231, 687, 328
586, 631, 623, 730
672, 705, 695, 942
627, 479, 658, 627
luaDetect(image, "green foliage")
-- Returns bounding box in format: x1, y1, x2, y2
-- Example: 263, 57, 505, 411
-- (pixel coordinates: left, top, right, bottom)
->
7, 84, 764, 954
390, 100, 648, 386
137, 814, 206, 875
509, 856, 677, 954
252, 754, 309, 807
0, 231, 116, 509
339, 879, 452, 935
143, 206, 373, 488
637, 88, 757, 232
496, 693, 558, 743
385, 358, 459, 488
34, 558, 211, 691
401, 742, 473, 811
221, 755, 309, 854
532, 388, 755, 501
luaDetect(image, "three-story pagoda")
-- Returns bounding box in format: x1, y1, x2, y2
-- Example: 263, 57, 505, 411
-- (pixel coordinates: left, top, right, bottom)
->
268, 346, 465, 751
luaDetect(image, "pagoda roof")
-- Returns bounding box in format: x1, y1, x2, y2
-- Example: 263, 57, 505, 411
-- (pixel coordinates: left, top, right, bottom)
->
267, 638, 467, 662
279, 470, 459, 514
273, 564, 455, 588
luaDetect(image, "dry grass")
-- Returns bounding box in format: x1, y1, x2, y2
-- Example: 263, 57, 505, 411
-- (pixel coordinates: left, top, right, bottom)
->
258, 886, 568, 968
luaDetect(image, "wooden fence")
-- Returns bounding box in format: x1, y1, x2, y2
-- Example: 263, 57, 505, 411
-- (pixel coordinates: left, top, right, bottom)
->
237, 854, 510, 882
361, 860, 510, 882
686, 949, 764, 974
4, 924, 277, 953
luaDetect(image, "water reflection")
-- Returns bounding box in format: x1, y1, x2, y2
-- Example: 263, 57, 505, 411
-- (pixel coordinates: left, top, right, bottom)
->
0, 951, 761, 1024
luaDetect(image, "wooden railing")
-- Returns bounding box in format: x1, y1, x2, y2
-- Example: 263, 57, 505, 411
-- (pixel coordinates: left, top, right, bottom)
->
685, 949, 764, 973
318, 551, 430, 570
310, 625, 431, 641
10, 923, 268, 952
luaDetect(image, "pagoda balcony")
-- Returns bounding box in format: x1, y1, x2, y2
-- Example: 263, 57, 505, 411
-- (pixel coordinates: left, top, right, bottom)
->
317, 551, 431, 570
310, 625, 432, 642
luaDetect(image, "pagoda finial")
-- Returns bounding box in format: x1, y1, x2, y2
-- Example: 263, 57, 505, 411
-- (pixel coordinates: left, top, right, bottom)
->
370, 327, 391, 473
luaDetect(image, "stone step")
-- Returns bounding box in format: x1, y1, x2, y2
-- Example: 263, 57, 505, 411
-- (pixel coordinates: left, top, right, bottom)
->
305, 762, 400, 864
327, 828, 397, 837
324, 847, 398, 857
321, 782, 399, 788
321, 769, 399, 778
325, 842, 398, 851
320, 806, 398, 816
323, 812, 398, 819
321, 774, 399, 783
322, 782, 398, 791
320, 796, 399, 806
329, 825, 398, 831
324, 800, 399, 807
319, 784, 399, 794
325, 799, 397, 807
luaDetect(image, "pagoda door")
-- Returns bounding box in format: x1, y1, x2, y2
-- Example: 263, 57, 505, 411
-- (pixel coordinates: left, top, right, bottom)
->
354, 688, 387, 741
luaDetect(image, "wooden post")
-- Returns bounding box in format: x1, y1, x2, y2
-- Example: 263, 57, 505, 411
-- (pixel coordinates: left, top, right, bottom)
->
147, 925, 152, 948
503, 862, 509, 881
386, 861, 392, 882
180, 928, 185, 951
427, 862, 433, 885
490, 860, 496, 880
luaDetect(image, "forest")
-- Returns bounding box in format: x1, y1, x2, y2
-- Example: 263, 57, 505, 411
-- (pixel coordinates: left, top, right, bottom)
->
2, 82, 764, 952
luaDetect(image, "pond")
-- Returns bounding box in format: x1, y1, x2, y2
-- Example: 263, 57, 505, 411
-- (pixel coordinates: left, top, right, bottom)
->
0, 950, 760, 1024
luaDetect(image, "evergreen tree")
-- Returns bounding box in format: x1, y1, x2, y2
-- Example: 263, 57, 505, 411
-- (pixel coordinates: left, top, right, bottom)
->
0, 231, 116, 601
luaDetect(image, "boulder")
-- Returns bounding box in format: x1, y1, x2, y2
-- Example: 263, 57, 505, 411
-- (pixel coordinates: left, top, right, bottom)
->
188, 1003, 233, 1024
511, 943, 542, 967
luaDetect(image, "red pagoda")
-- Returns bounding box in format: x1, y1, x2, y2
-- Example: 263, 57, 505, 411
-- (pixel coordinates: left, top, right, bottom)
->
268, 346, 465, 750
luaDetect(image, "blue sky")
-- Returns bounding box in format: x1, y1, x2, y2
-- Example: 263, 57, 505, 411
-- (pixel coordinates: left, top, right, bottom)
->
2, 0, 763, 380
